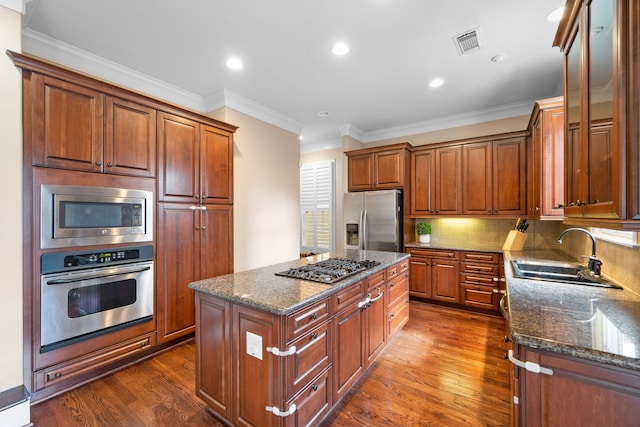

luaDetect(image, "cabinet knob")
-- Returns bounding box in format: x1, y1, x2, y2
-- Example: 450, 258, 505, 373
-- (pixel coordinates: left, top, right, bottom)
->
107, 162, 113, 167
311, 333, 318, 340
503, 353, 509, 360
201, 226, 206, 230
96, 160, 102, 166
311, 384, 318, 392
503, 335, 511, 343
195, 226, 200, 230
311, 313, 318, 320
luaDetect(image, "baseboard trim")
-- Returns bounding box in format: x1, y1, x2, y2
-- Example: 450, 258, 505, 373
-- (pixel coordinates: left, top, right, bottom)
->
0, 385, 30, 426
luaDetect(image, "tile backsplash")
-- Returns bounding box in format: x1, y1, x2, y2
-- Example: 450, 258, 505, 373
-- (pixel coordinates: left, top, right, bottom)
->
413, 218, 640, 294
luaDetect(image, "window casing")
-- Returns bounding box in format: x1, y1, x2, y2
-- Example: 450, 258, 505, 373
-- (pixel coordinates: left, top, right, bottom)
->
300, 160, 335, 254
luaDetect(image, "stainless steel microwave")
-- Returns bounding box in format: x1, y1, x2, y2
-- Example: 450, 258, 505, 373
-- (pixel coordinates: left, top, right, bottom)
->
40, 184, 153, 249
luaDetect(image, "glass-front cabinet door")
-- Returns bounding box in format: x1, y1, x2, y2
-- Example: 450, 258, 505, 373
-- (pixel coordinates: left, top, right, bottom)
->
561, 0, 621, 219
585, 0, 616, 218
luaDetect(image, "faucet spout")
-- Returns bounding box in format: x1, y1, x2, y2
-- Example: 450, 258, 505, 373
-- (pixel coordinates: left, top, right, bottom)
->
557, 228, 602, 276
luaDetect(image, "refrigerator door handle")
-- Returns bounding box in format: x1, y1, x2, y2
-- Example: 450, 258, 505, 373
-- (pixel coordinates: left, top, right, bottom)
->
361, 209, 367, 250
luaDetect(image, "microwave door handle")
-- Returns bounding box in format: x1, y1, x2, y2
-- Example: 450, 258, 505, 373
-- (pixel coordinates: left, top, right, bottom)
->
46, 266, 152, 285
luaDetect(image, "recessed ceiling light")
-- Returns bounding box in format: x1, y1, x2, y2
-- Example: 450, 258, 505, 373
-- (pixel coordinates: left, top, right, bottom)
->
317, 111, 329, 117
226, 57, 243, 70
490, 54, 507, 63
332, 42, 349, 56
546, 6, 564, 22
428, 78, 444, 88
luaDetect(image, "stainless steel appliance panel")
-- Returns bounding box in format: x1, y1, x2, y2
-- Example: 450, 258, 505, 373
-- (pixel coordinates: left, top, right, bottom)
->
343, 189, 402, 252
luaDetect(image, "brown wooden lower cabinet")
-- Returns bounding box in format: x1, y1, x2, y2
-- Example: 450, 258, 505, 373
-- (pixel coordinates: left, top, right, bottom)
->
194, 259, 409, 426
512, 344, 640, 426
406, 247, 503, 313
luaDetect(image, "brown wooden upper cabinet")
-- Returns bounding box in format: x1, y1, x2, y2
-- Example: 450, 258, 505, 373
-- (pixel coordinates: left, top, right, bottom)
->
411, 132, 525, 217
527, 97, 565, 220
411, 145, 462, 215
346, 143, 411, 191
157, 112, 234, 204
30, 75, 157, 177
462, 136, 526, 216
555, 0, 640, 225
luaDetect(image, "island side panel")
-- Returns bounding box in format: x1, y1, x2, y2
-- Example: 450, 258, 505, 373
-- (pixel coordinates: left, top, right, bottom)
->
195, 294, 232, 420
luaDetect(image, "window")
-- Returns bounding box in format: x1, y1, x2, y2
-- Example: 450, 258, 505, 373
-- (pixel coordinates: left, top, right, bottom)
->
300, 160, 335, 254
590, 227, 639, 248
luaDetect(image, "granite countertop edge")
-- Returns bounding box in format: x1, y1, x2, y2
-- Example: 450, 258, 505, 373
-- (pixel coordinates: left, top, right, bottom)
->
189, 250, 410, 316
405, 241, 505, 253
503, 249, 640, 370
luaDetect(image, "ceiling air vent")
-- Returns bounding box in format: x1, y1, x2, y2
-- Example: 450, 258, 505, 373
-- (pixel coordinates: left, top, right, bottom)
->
453, 27, 484, 56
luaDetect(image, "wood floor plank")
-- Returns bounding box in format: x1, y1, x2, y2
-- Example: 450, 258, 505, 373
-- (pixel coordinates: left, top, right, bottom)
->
30, 301, 511, 426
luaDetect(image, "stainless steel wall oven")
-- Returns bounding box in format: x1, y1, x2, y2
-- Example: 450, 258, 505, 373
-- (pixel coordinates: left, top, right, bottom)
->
40, 245, 154, 351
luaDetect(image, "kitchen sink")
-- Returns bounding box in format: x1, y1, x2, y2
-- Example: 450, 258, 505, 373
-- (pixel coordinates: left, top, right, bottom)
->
510, 260, 623, 289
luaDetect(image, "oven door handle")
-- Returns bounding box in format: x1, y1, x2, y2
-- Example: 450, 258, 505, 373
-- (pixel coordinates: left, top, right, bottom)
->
46, 266, 152, 285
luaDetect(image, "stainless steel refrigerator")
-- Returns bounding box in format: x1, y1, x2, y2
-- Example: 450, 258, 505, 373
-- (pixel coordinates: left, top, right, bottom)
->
343, 189, 402, 252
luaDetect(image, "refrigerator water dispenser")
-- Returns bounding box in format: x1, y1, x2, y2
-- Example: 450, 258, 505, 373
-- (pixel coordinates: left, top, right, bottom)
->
346, 223, 359, 246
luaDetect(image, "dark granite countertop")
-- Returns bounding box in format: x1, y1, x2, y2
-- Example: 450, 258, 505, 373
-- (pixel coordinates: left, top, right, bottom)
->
189, 249, 410, 316
504, 250, 640, 370
405, 241, 504, 253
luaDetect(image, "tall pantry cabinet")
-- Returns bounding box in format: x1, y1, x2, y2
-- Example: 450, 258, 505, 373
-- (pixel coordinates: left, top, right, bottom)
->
156, 111, 236, 343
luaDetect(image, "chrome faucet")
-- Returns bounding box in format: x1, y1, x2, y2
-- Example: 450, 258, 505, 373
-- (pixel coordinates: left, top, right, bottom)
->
557, 228, 602, 276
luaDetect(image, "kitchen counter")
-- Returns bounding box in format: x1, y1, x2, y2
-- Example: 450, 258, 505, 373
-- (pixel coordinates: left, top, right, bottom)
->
504, 249, 640, 370
405, 240, 504, 253
188, 249, 409, 315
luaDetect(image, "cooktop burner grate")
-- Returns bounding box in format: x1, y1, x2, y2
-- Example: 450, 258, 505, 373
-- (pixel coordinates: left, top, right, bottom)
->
275, 258, 381, 284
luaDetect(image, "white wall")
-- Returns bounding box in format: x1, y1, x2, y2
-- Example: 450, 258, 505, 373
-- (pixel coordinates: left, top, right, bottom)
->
0, 3, 30, 426
209, 108, 301, 272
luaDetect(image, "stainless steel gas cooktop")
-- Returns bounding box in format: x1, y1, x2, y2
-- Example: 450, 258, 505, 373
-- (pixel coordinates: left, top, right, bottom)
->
275, 258, 380, 284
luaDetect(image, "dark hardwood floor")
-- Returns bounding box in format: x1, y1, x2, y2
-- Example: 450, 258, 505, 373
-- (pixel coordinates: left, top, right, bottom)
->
30, 302, 511, 427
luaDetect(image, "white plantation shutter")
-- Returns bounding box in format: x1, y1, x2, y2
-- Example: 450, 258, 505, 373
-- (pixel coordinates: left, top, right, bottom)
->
300, 161, 335, 253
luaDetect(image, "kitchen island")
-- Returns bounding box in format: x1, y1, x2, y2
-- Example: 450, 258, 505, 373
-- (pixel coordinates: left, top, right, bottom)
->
503, 250, 640, 426
189, 249, 410, 426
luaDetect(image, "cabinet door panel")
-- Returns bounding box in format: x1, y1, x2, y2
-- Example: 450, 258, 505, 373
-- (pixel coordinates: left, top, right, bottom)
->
493, 137, 526, 215
408, 258, 430, 298
435, 146, 462, 214
201, 125, 233, 203
431, 260, 460, 303
158, 112, 199, 202
156, 204, 200, 342
411, 150, 434, 214
375, 150, 404, 188
200, 205, 233, 279
34, 75, 103, 172
333, 302, 364, 402
234, 306, 279, 427
364, 286, 386, 365
105, 97, 156, 177
348, 154, 374, 191
462, 141, 492, 215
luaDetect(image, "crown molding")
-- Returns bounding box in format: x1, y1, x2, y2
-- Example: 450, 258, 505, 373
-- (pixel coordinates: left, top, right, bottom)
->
21, 29, 304, 135
300, 138, 342, 154
205, 89, 303, 135
0, 0, 26, 13
339, 123, 365, 141
361, 99, 537, 143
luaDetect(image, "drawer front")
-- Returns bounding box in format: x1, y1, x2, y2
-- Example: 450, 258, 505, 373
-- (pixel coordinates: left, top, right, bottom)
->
461, 284, 498, 310
331, 280, 365, 314
387, 273, 409, 308
387, 259, 409, 280
286, 298, 330, 342
460, 273, 498, 287
461, 262, 499, 275
407, 248, 459, 260
388, 298, 409, 337
285, 367, 332, 427
461, 251, 500, 264
367, 270, 386, 291
35, 334, 155, 391
286, 322, 332, 397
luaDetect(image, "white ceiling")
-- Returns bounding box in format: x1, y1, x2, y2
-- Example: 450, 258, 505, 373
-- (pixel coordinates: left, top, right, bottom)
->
21, 0, 565, 152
